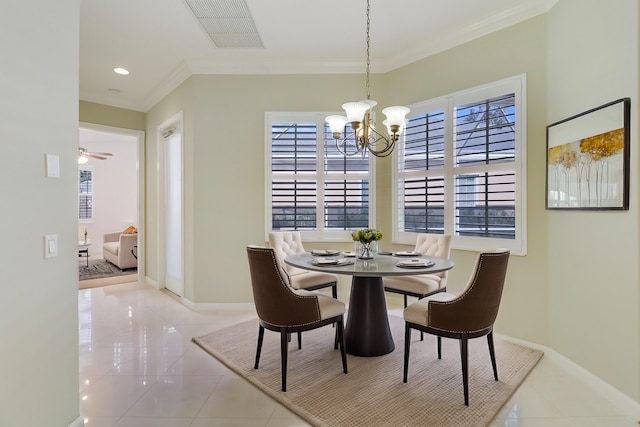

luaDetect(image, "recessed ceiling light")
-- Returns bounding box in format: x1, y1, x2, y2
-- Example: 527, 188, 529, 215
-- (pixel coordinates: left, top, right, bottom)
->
113, 67, 129, 75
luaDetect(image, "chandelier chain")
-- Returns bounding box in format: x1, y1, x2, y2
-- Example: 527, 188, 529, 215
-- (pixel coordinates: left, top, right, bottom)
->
324, 0, 409, 158
365, 0, 371, 101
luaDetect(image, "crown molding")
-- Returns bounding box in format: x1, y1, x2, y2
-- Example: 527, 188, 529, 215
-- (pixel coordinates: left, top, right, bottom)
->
377, 0, 560, 72
85, 0, 561, 112
142, 60, 194, 112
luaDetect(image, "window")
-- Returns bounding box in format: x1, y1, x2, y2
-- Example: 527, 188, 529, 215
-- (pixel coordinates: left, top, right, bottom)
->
266, 113, 375, 241
79, 168, 93, 222
393, 76, 526, 254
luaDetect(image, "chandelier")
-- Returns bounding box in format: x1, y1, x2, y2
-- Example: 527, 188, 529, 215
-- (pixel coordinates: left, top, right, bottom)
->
325, 0, 410, 158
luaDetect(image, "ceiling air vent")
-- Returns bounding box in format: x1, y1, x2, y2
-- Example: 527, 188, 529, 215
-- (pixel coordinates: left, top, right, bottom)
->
184, 0, 264, 48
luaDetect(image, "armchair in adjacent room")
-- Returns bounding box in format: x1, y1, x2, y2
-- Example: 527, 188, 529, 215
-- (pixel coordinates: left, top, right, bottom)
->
103, 227, 138, 270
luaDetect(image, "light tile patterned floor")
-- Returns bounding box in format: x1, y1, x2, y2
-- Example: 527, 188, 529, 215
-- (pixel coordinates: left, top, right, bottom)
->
78, 281, 639, 427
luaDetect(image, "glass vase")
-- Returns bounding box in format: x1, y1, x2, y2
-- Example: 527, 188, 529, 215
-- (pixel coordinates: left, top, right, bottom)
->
355, 240, 378, 259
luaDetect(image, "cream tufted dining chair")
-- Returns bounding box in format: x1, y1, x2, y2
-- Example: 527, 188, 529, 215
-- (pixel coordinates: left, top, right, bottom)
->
383, 233, 452, 307
268, 231, 338, 299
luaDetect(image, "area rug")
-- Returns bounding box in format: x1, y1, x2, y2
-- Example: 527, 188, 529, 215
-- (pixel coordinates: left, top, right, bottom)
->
193, 316, 543, 427
79, 259, 137, 281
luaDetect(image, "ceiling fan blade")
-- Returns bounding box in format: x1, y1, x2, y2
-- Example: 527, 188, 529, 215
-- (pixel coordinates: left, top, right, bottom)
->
86, 153, 108, 160
88, 152, 113, 156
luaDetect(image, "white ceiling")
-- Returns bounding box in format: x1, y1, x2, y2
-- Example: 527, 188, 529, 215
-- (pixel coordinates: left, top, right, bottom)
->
80, 0, 558, 112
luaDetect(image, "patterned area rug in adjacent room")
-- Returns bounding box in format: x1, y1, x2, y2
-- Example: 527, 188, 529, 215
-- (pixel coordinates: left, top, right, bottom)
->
79, 259, 137, 281
194, 316, 543, 427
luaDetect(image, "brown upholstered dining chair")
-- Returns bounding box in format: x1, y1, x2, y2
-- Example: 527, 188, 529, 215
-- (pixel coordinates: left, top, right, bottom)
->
403, 249, 510, 406
269, 231, 338, 299
246, 245, 348, 392
384, 233, 452, 307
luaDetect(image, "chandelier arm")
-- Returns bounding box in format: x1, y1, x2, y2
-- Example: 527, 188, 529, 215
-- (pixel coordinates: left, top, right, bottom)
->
335, 135, 364, 157
367, 125, 388, 142
367, 140, 396, 157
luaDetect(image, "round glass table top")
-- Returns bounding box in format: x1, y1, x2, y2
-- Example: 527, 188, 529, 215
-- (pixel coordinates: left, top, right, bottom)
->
285, 252, 454, 277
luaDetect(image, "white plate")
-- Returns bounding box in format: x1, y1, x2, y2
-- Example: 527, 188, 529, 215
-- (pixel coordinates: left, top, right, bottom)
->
311, 249, 340, 256
312, 258, 339, 265
394, 251, 421, 257
396, 258, 434, 268
342, 251, 356, 257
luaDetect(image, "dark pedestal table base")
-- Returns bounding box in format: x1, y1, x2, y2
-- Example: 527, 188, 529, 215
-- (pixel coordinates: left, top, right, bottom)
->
344, 276, 395, 357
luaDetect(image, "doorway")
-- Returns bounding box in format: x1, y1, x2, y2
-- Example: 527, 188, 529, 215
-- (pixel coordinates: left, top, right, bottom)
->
158, 114, 184, 297
78, 123, 145, 284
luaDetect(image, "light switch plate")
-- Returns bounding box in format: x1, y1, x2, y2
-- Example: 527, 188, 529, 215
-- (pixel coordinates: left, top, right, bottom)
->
46, 154, 60, 178
44, 234, 58, 259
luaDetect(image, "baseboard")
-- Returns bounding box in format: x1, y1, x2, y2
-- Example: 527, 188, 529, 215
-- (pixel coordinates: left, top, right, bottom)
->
144, 276, 159, 289
182, 298, 255, 312
69, 416, 85, 427
497, 333, 640, 417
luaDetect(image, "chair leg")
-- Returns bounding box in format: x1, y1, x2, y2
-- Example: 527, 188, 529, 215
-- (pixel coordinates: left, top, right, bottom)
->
331, 285, 337, 328
297, 332, 302, 350
403, 323, 411, 382
460, 334, 469, 406
487, 331, 498, 381
280, 329, 289, 392
437, 336, 442, 359
254, 325, 264, 369
337, 317, 347, 374
403, 294, 408, 308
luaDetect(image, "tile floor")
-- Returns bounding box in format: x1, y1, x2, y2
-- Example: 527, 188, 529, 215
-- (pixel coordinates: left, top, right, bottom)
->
79, 281, 639, 427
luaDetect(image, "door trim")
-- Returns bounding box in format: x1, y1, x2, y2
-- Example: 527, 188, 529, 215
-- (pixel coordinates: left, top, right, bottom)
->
157, 112, 184, 297
79, 121, 145, 281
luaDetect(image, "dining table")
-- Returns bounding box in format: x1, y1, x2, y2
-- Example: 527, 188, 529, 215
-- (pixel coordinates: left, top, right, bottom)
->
284, 251, 454, 357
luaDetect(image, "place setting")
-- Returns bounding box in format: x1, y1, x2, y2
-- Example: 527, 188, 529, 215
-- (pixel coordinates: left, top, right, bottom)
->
311, 256, 355, 267
377, 250, 423, 257
392, 250, 422, 257
310, 249, 341, 256
395, 257, 435, 269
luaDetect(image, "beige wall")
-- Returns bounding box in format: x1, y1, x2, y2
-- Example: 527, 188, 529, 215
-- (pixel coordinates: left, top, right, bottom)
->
82, 0, 640, 405
80, 100, 146, 131
1, 1, 82, 426
382, 15, 550, 345
546, 0, 639, 401
146, 74, 372, 302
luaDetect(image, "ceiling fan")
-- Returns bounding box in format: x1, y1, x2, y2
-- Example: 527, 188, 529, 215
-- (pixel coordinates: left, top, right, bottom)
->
78, 147, 112, 164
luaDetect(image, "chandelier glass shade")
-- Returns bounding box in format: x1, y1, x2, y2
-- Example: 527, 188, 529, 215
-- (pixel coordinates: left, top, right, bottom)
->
326, 0, 410, 157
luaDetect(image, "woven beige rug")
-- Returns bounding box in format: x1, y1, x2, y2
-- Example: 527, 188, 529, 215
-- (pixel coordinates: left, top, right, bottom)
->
194, 316, 543, 427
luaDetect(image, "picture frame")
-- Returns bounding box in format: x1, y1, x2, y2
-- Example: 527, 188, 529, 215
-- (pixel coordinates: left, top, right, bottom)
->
546, 98, 630, 210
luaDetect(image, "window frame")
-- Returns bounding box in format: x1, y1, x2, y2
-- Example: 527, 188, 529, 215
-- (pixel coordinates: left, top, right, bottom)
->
392, 75, 527, 255
79, 167, 94, 223
265, 112, 377, 242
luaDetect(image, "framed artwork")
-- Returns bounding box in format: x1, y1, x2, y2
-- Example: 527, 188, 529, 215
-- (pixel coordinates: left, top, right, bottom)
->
546, 98, 630, 210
